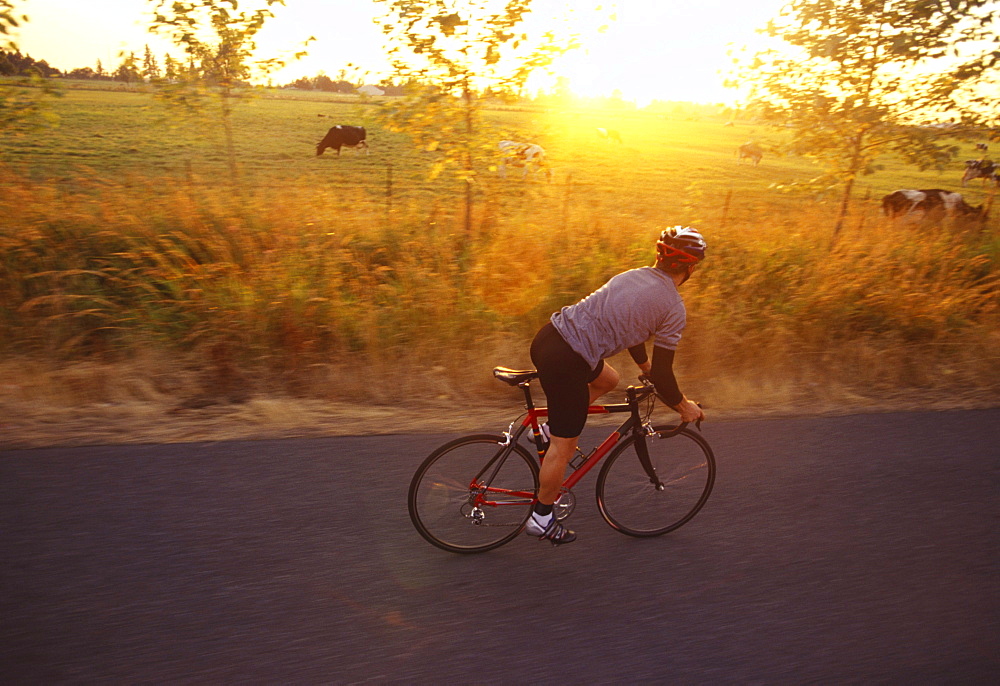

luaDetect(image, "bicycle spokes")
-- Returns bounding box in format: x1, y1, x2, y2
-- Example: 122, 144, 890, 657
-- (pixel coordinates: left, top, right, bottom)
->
409, 435, 539, 553
596, 426, 716, 537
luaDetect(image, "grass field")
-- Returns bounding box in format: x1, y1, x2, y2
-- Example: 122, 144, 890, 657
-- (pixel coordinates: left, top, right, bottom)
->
1, 83, 997, 430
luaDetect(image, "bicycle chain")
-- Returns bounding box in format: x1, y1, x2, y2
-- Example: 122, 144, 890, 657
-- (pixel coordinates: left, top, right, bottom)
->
461, 503, 525, 527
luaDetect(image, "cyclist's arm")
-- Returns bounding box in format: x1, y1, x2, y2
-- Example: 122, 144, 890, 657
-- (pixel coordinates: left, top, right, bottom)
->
628, 343, 650, 373
648, 345, 681, 405
649, 345, 704, 423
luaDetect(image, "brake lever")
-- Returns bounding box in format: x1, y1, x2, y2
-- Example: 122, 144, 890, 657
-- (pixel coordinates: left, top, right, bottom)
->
641, 376, 704, 432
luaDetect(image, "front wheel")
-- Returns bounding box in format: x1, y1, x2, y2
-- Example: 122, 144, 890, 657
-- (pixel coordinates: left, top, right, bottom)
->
408, 434, 539, 554
596, 425, 715, 537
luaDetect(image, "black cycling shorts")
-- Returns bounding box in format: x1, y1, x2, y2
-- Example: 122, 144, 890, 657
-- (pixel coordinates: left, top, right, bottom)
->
529, 322, 604, 439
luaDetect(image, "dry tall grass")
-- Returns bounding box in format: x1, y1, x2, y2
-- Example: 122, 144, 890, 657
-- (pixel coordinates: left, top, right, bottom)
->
1, 166, 998, 421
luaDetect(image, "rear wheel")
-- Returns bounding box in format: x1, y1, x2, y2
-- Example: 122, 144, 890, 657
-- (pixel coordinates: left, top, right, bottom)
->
408, 434, 538, 553
596, 426, 715, 537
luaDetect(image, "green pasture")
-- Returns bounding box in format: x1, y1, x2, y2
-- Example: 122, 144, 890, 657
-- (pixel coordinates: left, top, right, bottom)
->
2, 83, 993, 223
1, 83, 997, 409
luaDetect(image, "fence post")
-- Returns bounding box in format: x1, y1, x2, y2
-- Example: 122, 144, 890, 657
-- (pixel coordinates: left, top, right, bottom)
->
720, 187, 733, 228
465, 179, 473, 238
386, 163, 393, 231
853, 186, 874, 234
562, 173, 573, 234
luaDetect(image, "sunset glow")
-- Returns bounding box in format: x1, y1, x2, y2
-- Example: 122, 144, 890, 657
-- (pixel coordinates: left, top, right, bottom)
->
14, 0, 784, 104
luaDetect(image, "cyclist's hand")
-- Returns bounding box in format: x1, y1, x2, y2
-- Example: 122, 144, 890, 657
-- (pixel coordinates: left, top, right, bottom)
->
675, 398, 705, 424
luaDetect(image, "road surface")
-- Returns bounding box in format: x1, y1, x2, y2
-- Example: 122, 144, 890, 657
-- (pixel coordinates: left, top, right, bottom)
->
2, 409, 998, 683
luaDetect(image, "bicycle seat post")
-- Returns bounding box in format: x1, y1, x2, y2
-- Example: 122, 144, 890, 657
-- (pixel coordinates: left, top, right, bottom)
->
519, 381, 535, 411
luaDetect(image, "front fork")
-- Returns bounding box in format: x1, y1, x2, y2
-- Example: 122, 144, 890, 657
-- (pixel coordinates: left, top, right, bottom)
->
635, 422, 665, 490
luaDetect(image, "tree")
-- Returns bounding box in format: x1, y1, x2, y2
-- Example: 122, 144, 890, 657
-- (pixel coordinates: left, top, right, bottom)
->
142, 44, 160, 80
0, 0, 24, 52
114, 51, 140, 83
374, 0, 577, 234
147, 0, 311, 182
732, 0, 1000, 238
162, 53, 177, 81
66, 66, 96, 80
0, 1, 60, 134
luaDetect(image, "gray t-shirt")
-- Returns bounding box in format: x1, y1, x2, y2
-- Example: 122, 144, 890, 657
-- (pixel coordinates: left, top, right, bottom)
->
551, 266, 685, 370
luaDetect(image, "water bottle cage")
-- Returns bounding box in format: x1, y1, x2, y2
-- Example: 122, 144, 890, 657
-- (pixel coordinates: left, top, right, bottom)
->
569, 448, 588, 470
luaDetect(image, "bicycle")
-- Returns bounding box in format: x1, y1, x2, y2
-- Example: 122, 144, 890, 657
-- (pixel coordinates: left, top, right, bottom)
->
408, 366, 716, 553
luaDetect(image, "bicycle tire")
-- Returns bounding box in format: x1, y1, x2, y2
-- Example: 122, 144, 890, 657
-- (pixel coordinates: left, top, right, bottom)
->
596, 425, 715, 537
408, 434, 539, 554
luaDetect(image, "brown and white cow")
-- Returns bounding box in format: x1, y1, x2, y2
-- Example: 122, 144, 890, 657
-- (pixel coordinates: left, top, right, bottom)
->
737, 142, 763, 166
961, 159, 997, 186
498, 140, 551, 181
882, 189, 985, 224
316, 125, 369, 156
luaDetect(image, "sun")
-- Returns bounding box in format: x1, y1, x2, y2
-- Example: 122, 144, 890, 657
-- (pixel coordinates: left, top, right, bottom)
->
527, 0, 783, 106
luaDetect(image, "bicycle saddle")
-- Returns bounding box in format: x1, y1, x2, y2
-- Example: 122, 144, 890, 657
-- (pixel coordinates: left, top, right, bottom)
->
492, 367, 539, 386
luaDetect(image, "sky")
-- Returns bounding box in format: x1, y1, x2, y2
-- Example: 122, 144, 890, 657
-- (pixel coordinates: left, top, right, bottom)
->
12, 0, 787, 105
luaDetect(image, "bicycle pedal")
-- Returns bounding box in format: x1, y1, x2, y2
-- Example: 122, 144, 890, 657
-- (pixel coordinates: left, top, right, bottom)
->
544, 534, 576, 546
540, 527, 577, 546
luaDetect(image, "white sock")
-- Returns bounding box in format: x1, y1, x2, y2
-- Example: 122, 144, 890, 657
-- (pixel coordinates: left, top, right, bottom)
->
531, 510, 553, 526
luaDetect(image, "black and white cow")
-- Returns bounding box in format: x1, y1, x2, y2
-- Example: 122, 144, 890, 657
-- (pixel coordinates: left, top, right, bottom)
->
882, 189, 985, 223
596, 127, 623, 143
961, 159, 997, 186
498, 140, 551, 180
316, 125, 369, 156
737, 142, 763, 166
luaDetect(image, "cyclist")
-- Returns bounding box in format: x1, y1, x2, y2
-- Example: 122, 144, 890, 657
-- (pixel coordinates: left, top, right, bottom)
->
526, 226, 708, 545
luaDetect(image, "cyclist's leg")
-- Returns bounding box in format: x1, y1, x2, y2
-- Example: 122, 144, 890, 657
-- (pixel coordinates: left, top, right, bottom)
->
529, 327, 590, 506
538, 434, 578, 504
529, 323, 590, 544
588, 361, 619, 403
536, 361, 616, 504
529, 433, 578, 544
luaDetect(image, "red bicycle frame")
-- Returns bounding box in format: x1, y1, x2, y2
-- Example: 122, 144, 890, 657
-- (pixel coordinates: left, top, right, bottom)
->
524, 403, 639, 491
468, 378, 656, 507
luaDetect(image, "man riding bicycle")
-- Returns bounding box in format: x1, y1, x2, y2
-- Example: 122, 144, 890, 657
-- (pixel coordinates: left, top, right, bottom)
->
526, 226, 708, 545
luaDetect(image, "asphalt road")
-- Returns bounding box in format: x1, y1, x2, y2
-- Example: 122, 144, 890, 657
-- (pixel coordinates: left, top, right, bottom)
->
2, 409, 998, 684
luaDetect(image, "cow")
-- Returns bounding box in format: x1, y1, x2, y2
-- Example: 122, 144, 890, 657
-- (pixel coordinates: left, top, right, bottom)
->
961, 159, 997, 186
498, 140, 551, 181
316, 125, 369, 156
975, 143, 988, 152
881, 189, 985, 225
596, 127, 623, 144
737, 142, 763, 166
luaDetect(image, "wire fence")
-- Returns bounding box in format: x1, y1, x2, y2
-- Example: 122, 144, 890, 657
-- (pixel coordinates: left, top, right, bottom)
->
14, 153, 998, 238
